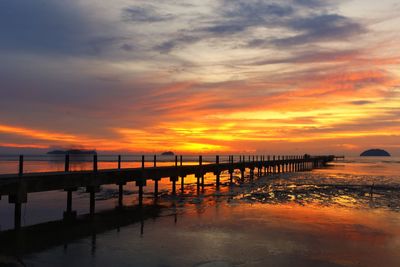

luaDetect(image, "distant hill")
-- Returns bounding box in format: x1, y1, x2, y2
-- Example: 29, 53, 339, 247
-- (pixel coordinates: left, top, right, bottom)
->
161, 151, 174, 156
360, 149, 391, 157
47, 149, 97, 155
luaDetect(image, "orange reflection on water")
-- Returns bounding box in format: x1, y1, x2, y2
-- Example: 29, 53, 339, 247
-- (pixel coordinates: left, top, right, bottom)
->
188, 202, 400, 267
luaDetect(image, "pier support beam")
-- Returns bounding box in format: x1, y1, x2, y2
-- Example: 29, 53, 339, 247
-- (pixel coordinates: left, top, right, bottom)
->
116, 182, 127, 208
180, 176, 185, 193
86, 186, 100, 217
118, 184, 123, 207
136, 179, 146, 206
249, 168, 254, 180
9, 185, 28, 229
63, 187, 77, 220
215, 156, 220, 189
154, 179, 159, 198
170, 176, 178, 195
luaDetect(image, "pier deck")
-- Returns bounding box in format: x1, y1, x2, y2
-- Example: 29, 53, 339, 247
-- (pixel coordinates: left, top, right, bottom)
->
0, 155, 335, 229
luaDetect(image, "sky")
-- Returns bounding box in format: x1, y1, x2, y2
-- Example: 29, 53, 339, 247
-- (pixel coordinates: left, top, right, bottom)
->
0, 0, 399, 155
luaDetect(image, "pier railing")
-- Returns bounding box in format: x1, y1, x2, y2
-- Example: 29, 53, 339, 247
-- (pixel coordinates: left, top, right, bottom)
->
0, 154, 335, 229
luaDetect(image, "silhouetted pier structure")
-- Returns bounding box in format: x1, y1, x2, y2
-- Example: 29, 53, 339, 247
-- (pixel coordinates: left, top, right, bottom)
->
0, 154, 335, 229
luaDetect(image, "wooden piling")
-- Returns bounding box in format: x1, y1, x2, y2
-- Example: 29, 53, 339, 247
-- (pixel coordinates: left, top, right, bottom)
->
93, 155, 98, 172
14, 203, 21, 229
138, 183, 144, 206
154, 179, 159, 198
216, 155, 220, 188
89, 189, 95, 216
118, 184, 123, 207
18, 155, 23, 177
181, 176, 184, 193
65, 154, 70, 172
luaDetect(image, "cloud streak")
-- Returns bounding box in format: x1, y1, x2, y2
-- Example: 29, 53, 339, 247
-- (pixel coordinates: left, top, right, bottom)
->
0, 0, 399, 155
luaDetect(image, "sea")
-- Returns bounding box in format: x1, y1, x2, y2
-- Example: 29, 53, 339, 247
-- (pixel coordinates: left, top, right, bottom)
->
0, 155, 400, 267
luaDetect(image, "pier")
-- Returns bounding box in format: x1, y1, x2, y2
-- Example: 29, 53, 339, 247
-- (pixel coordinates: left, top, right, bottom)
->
0, 154, 335, 229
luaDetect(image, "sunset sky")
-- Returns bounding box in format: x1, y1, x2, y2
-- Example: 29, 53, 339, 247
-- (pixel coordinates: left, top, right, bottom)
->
0, 0, 399, 155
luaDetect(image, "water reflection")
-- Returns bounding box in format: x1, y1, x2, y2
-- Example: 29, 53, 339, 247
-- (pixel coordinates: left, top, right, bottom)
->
1, 157, 400, 266
1, 190, 400, 266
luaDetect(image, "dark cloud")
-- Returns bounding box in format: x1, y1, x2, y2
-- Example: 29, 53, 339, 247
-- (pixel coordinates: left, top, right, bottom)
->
120, 43, 135, 52
154, 35, 201, 54
122, 5, 173, 23
203, 1, 294, 35
0, 1, 93, 55
153, 0, 366, 53
88, 36, 130, 55
272, 14, 366, 47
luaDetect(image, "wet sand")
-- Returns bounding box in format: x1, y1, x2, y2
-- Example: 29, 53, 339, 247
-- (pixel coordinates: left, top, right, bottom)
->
5, 200, 399, 267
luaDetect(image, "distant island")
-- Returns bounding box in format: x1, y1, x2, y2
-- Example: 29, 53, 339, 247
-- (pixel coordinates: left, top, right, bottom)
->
161, 151, 174, 156
360, 149, 391, 157
47, 149, 97, 155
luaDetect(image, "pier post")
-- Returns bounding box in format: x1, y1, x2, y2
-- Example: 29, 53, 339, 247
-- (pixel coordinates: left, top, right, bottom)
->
138, 182, 144, 206
290, 156, 293, 172
153, 156, 159, 197
9, 187, 27, 229
172, 157, 178, 194
19, 155, 24, 176
118, 155, 121, 169
215, 155, 220, 189
118, 183, 123, 207
272, 156, 275, 174
86, 186, 99, 217
65, 154, 70, 172
196, 156, 201, 189
180, 156, 184, 193
284, 156, 287, 172
93, 155, 98, 172
278, 156, 281, 173
154, 178, 159, 198
11, 157, 27, 229
89, 187, 96, 217
63, 157, 73, 219
171, 177, 177, 195
229, 155, 234, 184
64, 187, 77, 220
14, 203, 21, 229
142, 155, 145, 168
181, 175, 185, 193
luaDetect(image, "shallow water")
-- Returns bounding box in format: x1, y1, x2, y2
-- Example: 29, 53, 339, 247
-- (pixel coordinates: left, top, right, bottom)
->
1, 156, 400, 266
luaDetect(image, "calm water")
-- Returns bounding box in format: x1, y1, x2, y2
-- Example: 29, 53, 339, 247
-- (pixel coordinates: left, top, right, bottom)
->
1, 156, 400, 266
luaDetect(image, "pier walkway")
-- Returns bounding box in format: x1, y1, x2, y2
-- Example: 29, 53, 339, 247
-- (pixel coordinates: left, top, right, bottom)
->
0, 155, 335, 229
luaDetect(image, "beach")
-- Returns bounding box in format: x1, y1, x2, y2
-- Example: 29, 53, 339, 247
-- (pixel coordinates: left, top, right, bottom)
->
0, 156, 400, 266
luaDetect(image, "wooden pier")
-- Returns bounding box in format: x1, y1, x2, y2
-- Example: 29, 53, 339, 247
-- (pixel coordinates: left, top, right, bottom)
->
0, 154, 335, 229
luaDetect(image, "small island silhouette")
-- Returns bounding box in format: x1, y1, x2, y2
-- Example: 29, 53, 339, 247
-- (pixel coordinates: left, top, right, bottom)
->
360, 149, 391, 157
161, 151, 174, 156
47, 149, 97, 155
